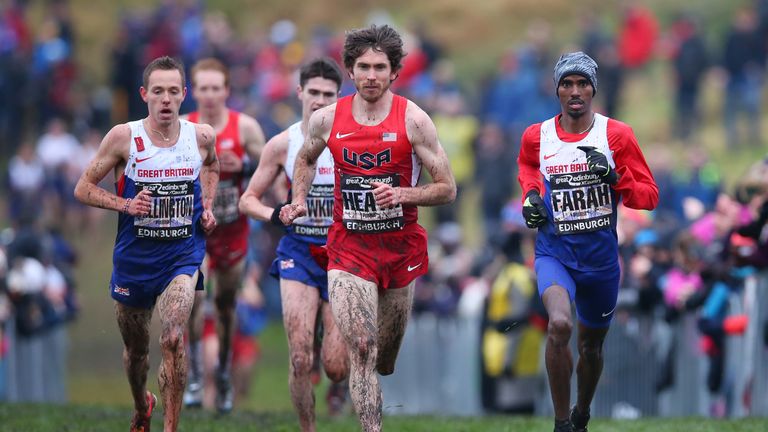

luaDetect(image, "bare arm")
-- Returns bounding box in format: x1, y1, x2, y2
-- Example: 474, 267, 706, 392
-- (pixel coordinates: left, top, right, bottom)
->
280, 106, 334, 224
292, 111, 331, 203
240, 113, 266, 163
73, 124, 151, 215
196, 123, 220, 233
239, 130, 288, 222
375, 102, 456, 207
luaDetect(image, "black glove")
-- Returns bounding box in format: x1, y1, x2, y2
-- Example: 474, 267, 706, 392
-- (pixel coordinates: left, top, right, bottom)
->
522, 190, 548, 229
270, 203, 287, 226
577, 146, 618, 185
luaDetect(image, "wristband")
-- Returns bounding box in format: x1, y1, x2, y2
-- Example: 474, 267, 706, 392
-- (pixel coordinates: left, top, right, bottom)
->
270, 203, 286, 225
122, 198, 132, 214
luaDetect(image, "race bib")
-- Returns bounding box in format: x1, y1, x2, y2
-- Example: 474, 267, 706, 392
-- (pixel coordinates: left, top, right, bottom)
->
293, 184, 334, 237
134, 181, 195, 240
340, 173, 404, 233
549, 171, 613, 235
213, 179, 240, 225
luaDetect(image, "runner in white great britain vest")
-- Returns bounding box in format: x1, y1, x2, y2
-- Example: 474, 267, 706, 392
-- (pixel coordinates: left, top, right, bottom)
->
111, 118, 206, 307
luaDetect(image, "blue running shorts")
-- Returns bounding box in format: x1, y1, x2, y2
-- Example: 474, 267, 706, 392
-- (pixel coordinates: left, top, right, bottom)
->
269, 235, 329, 301
534, 255, 620, 328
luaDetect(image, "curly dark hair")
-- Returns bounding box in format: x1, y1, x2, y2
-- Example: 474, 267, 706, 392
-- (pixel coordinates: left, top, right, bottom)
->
342, 24, 406, 72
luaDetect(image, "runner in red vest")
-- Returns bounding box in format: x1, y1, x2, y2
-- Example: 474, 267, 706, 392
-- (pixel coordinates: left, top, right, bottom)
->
183, 58, 265, 414
280, 25, 456, 432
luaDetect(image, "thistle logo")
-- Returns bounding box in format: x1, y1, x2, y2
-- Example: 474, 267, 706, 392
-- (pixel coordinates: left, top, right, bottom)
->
343, 148, 391, 170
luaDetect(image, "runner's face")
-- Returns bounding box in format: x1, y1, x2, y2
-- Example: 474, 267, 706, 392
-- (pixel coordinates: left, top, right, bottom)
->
350, 48, 396, 103
298, 77, 339, 118
191, 69, 229, 115
558, 74, 593, 119
141, 69, 186, 126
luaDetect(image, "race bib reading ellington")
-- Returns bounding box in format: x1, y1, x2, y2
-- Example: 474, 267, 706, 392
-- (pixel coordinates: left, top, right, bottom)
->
340, 173, 404, 233
549, 171, 613, 235
134, 181, 195, 240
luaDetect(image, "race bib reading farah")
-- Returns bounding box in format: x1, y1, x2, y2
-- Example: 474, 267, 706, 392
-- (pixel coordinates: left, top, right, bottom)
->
134, 181, 195, 240
549, 171, 613, 235
340, 173, 404, 233
213, 180, 240, 225
293, 184, 334, 237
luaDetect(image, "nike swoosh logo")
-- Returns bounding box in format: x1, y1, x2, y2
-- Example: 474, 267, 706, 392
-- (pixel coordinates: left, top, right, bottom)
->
336, 131, 356, 139
136, 156, 154, 163
602, 305, 616, 317
543, 153, 558, 160
407, 263, 422, 272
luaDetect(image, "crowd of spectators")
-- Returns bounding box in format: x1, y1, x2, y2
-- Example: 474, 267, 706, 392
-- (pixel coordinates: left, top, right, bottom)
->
1, 0, 768, 415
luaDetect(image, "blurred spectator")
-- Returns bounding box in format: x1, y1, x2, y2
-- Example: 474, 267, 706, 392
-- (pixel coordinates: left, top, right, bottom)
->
67, 129, 107, 230
667, 13, 709, 141
579, 15, 624, 118
617, 4, 659, 69
722, 7, 764, 147
479, 211, 545, 413
0, 1, 32, 152
661, 233, 704, 313
35, 117, 81, 227
432, 88, 478, 223
6, 142, 45, 225
2, 212, 78, 403
474, 122, 516, 242
32, 9, 76, 128
415, 223, 474, 316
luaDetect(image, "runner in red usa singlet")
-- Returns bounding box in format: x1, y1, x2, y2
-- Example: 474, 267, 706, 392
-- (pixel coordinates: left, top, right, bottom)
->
278, 26, 457, 431
188, 110, 248, 268
326, 93, 427, 288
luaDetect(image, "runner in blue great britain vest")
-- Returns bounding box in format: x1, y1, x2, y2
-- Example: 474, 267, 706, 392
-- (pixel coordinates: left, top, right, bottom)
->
74, 56, 219, 432
517, 51, 658, 432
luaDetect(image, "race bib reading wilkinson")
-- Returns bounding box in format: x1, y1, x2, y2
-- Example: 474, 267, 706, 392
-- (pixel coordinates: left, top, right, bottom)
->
340, 174, 404, 233
293, 184, 334, 237
549, 172, 613, 235
134, 181, 195, 240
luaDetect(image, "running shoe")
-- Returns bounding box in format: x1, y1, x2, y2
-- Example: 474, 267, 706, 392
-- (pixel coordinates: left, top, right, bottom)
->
183, 376, 203, 408
570, 406, 590, 432
553, 418, 573, 432
215, 369, 234, 414
130, 391, 157, 432
326, 379, 349, 417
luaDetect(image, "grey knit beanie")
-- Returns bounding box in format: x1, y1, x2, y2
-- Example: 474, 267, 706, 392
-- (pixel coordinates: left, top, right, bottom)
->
553, 51, 598, 95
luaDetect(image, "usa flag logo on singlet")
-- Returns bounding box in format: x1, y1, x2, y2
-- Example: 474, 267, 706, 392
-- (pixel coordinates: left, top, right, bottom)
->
382, 132, 397, 142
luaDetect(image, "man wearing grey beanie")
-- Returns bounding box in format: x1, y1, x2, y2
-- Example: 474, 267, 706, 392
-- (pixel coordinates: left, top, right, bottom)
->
516, 51, 658, 432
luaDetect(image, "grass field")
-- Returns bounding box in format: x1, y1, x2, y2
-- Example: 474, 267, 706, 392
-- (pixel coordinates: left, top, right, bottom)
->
0, 404, 767, 432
